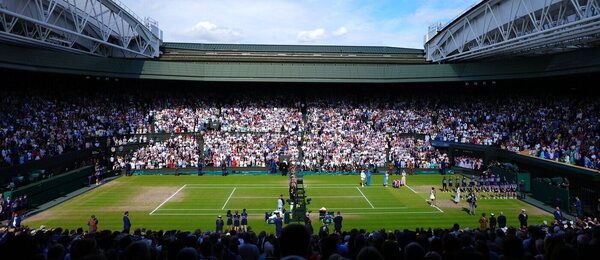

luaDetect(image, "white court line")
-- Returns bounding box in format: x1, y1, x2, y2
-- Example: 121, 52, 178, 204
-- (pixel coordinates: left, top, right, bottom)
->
156, 206, 410, 211
404, 185, 444, 213
221, 187, 237, 210
405, 185, 418, 194
152, 211, 442, 216
356, 187, 375, 208
230, 196, 364, 199
149, 184, 187, 215
185, 183, 361, 186
424, 200, 445, 213
303, 187, 363, 189
184, 187, 243, 189
185, 186, 359, 189
334, 211, 442, 215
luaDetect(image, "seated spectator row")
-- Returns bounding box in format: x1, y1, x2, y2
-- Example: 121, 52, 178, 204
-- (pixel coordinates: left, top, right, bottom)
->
203, 132, 300, 168
454, 156, 485, 170
122, 135, 200, 170
389, 136, 447, 169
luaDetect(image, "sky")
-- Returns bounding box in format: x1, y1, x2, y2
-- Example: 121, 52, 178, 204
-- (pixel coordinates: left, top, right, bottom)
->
119, 0, 480, 49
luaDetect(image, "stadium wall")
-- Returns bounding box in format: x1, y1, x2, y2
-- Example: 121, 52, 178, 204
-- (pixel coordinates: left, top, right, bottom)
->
0, 149, 95, 188
8, 166, 93, 208
3, 43, 600, 83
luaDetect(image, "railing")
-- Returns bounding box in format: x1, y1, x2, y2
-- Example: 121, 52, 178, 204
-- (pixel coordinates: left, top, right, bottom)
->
108, 0, 144, 25
425, 0, 485, 44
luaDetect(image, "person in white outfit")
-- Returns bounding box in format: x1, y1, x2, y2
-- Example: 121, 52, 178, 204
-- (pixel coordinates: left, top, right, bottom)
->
430, 187, 436, 206
454, 187, 461, 204
360, 170, 366, 187
401, 170, 407, 186
277, 194, 285, 212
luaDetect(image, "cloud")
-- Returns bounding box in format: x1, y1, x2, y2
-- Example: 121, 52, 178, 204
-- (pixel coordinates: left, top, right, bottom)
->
177, 21, 242, 43
296, 28, 326, 42
332, 27, 348, 37
296, 27, 348, 43
119, 0, 480, 48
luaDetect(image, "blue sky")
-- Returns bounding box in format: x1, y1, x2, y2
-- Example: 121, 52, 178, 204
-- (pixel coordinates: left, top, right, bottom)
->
119, 0, 480, 48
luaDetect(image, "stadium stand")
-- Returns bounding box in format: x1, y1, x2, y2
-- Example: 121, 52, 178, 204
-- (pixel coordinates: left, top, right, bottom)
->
1, 87, 599, 172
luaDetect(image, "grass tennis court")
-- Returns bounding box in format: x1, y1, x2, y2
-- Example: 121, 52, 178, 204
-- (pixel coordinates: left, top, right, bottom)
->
24, 175, 551, 232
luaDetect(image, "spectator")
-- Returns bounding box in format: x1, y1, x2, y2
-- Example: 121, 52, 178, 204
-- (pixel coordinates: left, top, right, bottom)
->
123, 211, 131, 234
279, 224, 310, 259
9, 212, 21, 228
489, 213, 497, 230
479, 213, 488, 230
88, 215, 98, 233
554, 206, 563, 223
334, 211, 343, 233
574, 197, 583, 217
216, 215, 224, 234
498, 211, 507, 229
519, 209, 528, 228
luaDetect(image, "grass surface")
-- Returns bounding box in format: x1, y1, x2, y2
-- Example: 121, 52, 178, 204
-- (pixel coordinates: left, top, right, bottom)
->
24, 175, 552, 233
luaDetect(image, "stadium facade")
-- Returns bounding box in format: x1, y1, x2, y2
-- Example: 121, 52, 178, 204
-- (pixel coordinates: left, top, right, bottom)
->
2, 41, 600, 83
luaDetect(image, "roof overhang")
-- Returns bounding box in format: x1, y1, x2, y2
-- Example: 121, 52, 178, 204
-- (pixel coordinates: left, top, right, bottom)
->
2, 43, 600, 83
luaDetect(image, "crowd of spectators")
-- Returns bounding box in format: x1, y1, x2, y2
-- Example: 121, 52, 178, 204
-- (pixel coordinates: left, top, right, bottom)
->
300, 103, 388, 172
146, 99, 303, 134
388, 137, 447, 170
149, 106, 218, 134
203, 132, 300, 168
2, 91, 599, 171
0, 93, 148, 168
218, 99, 303, 133
454, 156, 485, 170
0, 193, 27, 221
1, 216, 599, 260
120, 135, 200, 170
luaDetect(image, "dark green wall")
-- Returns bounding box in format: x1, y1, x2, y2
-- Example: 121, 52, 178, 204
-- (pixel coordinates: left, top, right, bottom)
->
2, 43, 600, 83
11, 166, 94, 208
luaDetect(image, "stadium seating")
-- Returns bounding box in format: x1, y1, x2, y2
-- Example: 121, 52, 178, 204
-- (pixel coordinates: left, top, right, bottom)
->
1, 90, 598, 174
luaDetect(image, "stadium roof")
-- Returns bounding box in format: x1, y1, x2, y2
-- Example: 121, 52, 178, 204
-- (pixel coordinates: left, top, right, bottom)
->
162, 42, 424, 55
160, 42, 427, 64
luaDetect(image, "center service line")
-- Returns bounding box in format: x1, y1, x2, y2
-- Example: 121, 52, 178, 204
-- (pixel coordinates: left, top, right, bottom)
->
356, 187, 375, 208
149, 184, 187, 215
222, 187, 237, 210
